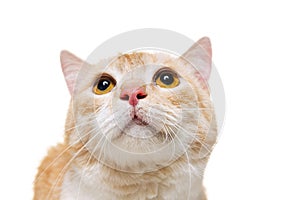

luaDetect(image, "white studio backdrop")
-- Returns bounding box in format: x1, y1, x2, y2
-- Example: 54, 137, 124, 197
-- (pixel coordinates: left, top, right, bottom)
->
0, 1, 299, 199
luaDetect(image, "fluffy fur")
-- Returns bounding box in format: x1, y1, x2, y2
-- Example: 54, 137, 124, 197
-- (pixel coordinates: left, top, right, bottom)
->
34, 37, 217, 200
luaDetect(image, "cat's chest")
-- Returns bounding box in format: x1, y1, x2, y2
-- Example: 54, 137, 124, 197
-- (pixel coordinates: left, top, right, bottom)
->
60, 163, 205, 200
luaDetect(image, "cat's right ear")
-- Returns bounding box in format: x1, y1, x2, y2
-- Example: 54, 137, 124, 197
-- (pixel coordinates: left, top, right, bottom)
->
182, 37, 212, 81
60, 50, 84, 94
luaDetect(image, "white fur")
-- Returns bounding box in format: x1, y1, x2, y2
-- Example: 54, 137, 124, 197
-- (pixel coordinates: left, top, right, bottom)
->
60, 50, 215, 200
61, 162, 206, 200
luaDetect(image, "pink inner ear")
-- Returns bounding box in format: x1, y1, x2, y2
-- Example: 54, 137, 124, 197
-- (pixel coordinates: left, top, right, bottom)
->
182, 37, 212, 81
60, 50, 84, 94
195, 71, 210, 90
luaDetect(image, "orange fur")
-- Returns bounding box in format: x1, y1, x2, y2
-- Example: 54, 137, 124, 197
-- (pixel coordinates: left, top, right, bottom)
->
34, 143, 71, 200
34, 37, 217, 200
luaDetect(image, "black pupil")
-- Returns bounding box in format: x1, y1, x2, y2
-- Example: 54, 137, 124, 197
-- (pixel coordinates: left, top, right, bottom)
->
160, 73, 174, 85
97, 79, 110, 91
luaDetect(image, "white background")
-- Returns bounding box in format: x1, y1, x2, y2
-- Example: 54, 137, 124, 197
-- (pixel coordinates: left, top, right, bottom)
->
1, 1, 299, 199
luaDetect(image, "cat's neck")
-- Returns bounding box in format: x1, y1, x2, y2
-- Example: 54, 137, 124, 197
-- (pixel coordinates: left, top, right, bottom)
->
61, 145, 206, 199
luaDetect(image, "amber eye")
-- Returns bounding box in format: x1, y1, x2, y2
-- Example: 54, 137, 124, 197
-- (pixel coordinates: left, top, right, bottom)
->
93, 75, 116, 95
155, 69, 179, 88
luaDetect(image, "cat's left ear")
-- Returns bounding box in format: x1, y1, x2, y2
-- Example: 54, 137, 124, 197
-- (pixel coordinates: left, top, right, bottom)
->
182, 37, 212, 81
60, 50, 84, 94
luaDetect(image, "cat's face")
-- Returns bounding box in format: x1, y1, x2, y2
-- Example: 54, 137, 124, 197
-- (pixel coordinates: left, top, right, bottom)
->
61, 37, 214, 172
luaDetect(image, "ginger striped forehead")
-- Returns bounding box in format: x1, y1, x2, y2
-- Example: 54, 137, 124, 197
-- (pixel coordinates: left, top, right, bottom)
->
107, 52, 173, 73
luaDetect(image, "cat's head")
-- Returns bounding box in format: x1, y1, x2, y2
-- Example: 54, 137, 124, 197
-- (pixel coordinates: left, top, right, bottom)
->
61, 37, 215, 172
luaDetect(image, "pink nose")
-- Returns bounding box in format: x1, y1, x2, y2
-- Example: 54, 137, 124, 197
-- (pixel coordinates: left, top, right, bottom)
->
120, 87, 147, 106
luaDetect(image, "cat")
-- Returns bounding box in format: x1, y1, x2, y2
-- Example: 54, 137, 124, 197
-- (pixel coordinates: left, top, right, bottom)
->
33, 36, 218, 200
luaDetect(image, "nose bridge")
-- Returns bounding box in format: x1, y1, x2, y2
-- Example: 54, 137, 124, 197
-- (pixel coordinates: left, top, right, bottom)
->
122, 79, 142, 90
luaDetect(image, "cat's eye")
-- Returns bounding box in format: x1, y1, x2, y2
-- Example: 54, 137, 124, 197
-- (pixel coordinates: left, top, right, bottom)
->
93, 74, 116, 95
154, 69, 179, 88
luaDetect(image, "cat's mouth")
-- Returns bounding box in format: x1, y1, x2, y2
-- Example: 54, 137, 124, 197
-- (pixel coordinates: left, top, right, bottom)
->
129, 108, 149, 126
132, 115, 149, 126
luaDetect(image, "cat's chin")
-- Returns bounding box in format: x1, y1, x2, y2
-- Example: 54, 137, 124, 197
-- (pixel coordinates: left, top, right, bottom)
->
120, 122, 157, 139
97, 138, 183, 173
